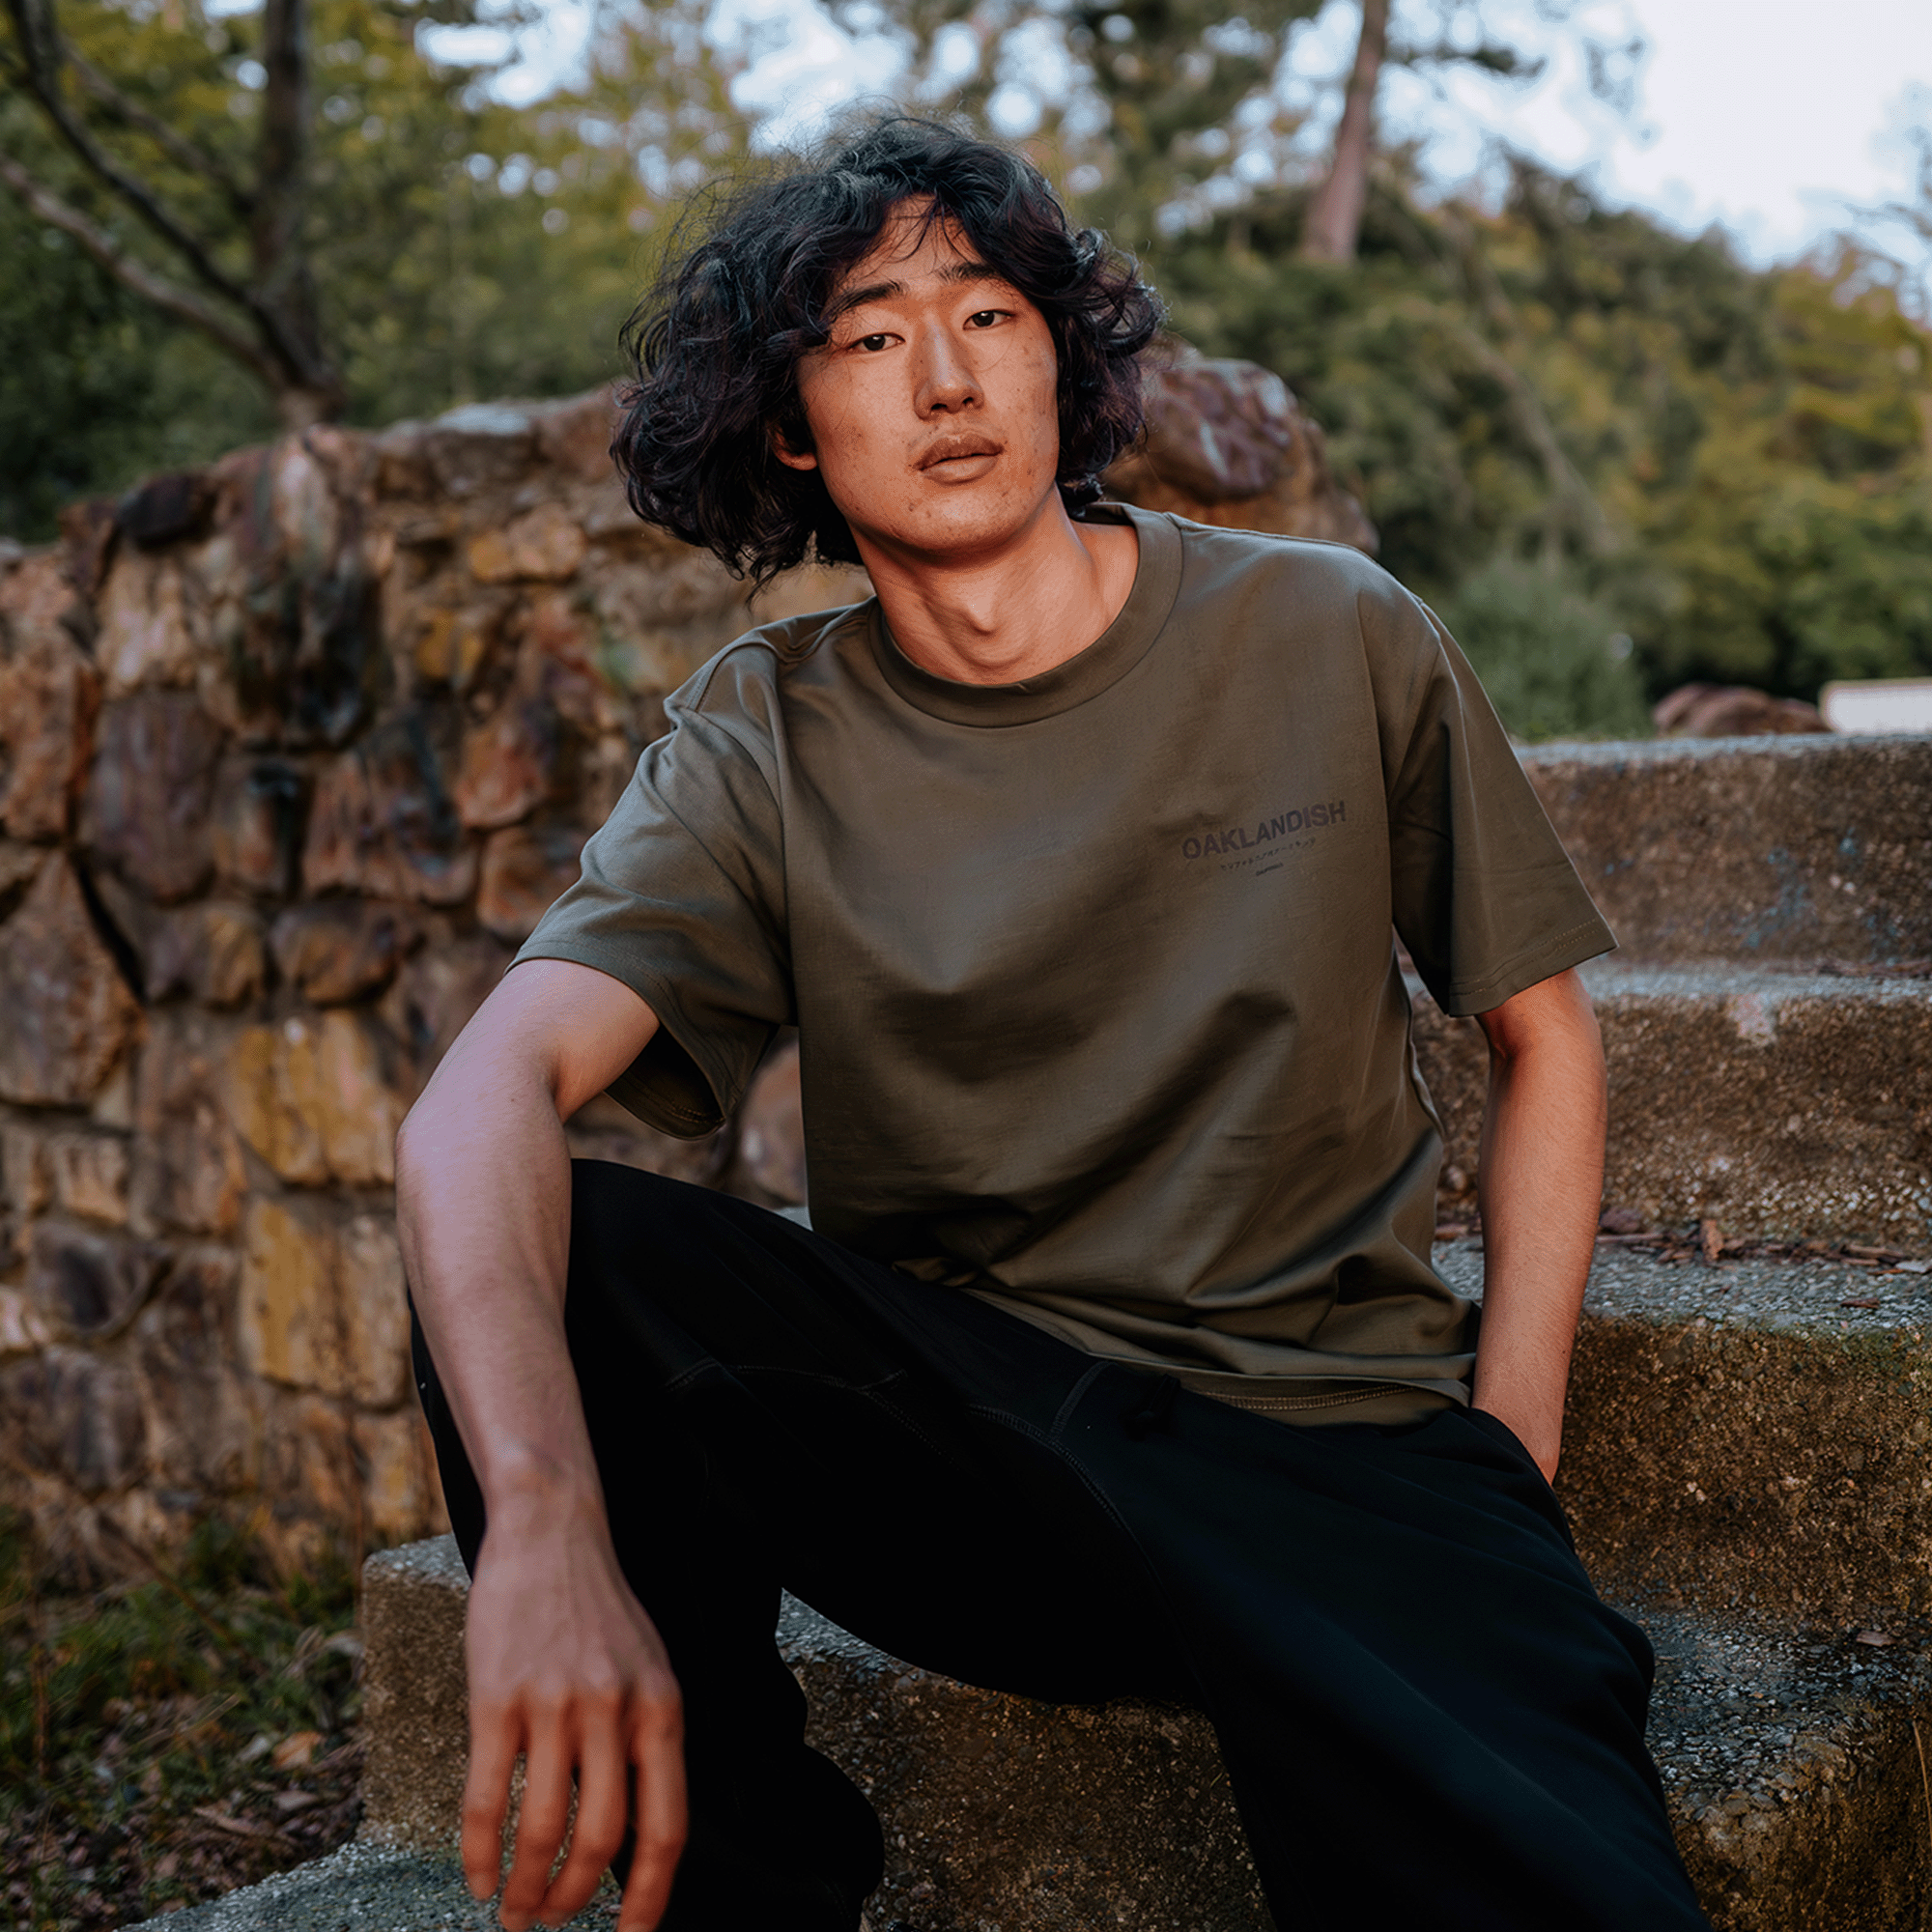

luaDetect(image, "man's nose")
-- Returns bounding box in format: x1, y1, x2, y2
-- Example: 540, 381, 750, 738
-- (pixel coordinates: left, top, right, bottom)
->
913, 325, 980, 415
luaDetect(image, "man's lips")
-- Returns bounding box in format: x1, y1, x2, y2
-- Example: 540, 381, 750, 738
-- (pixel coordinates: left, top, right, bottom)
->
918, 436, 1002, 471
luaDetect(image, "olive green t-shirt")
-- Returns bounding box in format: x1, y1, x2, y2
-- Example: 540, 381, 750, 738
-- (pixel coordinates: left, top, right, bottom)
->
518, 504, 1614, 1424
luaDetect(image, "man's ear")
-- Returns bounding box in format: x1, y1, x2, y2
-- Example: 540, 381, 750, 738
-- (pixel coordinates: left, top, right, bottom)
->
771, 425, 818, 472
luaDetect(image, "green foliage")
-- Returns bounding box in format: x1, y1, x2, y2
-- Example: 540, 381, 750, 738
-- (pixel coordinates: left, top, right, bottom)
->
3, 0, 1929, 734
0, 1507, 362, 1930
1151, 157, 1932, 711
1437, 555, 1650, 741
0, 0, 742, 531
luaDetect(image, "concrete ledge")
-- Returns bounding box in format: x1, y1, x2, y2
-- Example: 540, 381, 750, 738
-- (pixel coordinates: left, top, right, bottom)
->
1414, 964, 1932, 1254
1521, 736, 1932, 967
1441, 1242, 1932, 1624
360, 1535, 471, 1852
345, 1534, 1928, 1929
1643, 1606, 1929, 1932
777, 1599, 1267, 1932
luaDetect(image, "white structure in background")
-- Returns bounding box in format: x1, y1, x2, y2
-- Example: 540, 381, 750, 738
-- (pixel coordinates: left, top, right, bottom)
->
1820, 679, 1932, 735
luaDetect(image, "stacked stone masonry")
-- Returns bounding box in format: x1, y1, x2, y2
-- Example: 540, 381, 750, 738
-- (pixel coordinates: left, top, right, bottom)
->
0, 357, 1378, 1569
0, 390, 866, 1571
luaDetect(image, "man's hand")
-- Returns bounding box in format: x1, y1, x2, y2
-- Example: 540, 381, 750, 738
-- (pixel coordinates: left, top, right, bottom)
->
1467, 967, 1607, 1483
463, 1494, 686, 1932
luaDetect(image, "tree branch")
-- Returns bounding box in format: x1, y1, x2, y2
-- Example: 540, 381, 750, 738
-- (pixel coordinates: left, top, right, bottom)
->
66, 43, 255, 218
5, 0, 334, 398
0, 150, 283, 390
5, 0, 257, 302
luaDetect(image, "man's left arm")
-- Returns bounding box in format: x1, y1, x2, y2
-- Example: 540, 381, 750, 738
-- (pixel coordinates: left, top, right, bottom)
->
1469, 966, 1607, 1483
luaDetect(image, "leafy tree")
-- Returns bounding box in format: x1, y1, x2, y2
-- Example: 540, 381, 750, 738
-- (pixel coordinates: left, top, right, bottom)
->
1437, 555, 1649, 740
0, 0, 744, 530
2, 0, 352, 424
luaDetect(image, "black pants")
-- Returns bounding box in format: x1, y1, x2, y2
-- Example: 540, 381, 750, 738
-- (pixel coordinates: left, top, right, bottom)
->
413, 1162, 1711, 1932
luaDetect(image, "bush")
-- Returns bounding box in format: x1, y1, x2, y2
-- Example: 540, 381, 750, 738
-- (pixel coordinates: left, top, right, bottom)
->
1437, 558, 1653, 743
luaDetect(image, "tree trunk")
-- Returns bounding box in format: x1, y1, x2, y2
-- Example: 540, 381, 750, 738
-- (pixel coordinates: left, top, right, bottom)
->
1300, 0, 1389, 264
253, 0, 345, 417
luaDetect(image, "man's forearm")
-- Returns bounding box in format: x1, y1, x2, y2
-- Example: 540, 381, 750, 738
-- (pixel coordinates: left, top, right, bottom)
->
1468, 970, 1607, 1479
396, 1035, 603, 1522
394, 962, 686, 1932
396, 959, 661, 1521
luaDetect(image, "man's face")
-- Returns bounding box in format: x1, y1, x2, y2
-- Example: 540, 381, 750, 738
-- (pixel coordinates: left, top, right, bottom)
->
776, 206, 1064, 563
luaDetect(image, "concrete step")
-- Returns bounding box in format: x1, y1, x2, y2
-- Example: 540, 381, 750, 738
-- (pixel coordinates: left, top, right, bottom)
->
1437, 1240, 1932, 1626
187, 1538, 1924, 1932
1520, 735, 1932, 969
1414, 962, 1932, 1256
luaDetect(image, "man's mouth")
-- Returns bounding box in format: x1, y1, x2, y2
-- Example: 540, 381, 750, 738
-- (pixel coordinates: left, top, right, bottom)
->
919, 435, 1002, 471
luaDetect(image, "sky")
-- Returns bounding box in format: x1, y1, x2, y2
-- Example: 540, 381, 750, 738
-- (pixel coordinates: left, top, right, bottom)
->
473, 0, 1932, 284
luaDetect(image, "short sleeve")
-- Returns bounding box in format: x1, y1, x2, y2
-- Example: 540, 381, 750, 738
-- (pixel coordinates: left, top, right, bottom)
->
514, 653, 793, 1135
1361, 580, 1615, 1017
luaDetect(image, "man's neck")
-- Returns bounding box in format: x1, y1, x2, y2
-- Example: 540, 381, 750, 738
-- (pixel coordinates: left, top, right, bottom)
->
858, 497, 1140, 687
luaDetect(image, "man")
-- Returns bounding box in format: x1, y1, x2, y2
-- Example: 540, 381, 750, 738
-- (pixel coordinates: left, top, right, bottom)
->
397, 117, 1712, 1932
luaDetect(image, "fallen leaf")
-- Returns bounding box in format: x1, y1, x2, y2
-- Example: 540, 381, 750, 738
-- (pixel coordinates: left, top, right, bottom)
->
1854, 1630, 1895, 1647
272, 1789, 319, 1813
1700, 1218, 1723, 1265
270, 1729, 323, 1772
1839, 1297, 1882, 1310
191, 1807, 287, 1842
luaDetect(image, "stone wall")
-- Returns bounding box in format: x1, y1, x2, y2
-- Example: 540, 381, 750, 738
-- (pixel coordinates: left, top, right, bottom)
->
0, 361, 1373, 1573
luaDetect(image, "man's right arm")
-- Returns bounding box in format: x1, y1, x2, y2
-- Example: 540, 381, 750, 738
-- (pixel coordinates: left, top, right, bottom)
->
395, 958, 685, 1932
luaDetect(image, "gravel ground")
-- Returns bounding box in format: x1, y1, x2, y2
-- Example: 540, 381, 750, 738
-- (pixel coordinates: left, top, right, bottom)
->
127, 1839, 621, 1930
1434, 1237, 1932, 1336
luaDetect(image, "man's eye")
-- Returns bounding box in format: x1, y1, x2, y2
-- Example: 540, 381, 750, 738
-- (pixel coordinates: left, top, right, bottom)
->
966, 310, 1006, 328
857, 332, 892, 352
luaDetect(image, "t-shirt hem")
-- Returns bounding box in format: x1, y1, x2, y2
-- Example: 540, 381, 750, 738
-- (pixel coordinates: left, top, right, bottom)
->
1435, 916, 1617, 1018
508, 938, 733, 1139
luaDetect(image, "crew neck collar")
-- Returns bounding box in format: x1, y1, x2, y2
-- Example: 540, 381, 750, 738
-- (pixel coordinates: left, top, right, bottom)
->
868, 502, 1183, 727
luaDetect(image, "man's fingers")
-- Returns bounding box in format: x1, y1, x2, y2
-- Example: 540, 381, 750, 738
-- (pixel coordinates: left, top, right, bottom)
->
500, 1717, 577, 1932
617, 1696, 687, 1932
461, 1703, 519, 1903
621, 1701, 687, 1931
536, 1702, 629, 1928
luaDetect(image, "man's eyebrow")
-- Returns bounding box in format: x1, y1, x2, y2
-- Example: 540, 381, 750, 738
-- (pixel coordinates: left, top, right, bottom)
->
822, 259, 1009, 327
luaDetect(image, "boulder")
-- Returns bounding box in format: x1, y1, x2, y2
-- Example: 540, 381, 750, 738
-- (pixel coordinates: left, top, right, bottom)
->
95, 550, 201, 696
1103, 344, 1378, 553
731, 1037, 806, 1206
1654, 684, 1827, 738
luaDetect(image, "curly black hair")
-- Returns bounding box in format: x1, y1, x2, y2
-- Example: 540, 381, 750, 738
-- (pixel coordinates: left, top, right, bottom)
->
611, 116, 1165, 584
